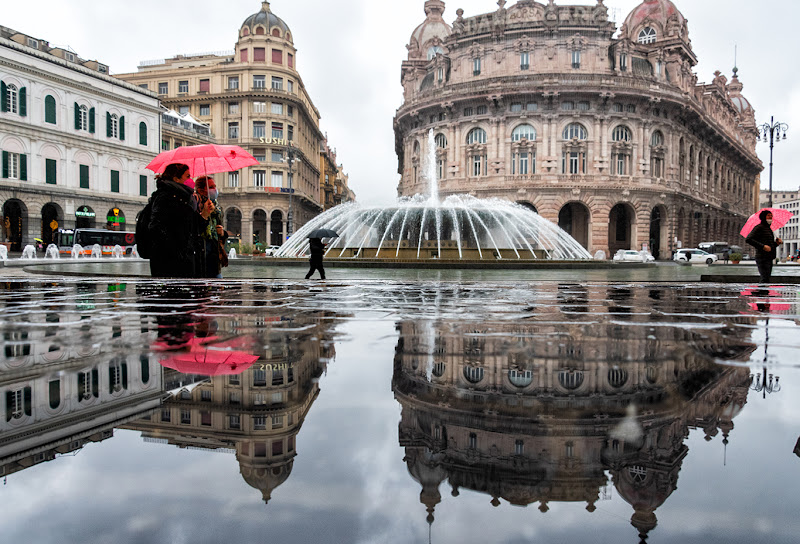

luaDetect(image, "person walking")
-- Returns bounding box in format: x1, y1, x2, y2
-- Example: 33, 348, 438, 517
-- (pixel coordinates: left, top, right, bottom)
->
305, 237, 326, 280
745, 210, 783, 283
194, 176, 227, 278
148, 163, 211, 278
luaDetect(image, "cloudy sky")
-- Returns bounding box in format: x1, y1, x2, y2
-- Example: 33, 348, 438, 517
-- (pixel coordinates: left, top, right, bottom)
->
4, 0, 799, 205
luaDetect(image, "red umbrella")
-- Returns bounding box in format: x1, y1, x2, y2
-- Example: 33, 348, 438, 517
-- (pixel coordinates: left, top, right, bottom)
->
146, 144, 259, 178
160, 349, 259, 376
740, 288, 793, 314
740, 208, 793, 238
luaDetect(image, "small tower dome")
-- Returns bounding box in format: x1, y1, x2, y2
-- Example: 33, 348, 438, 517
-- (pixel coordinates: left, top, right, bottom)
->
240, 1, 292, 41
408, 0, 452, 61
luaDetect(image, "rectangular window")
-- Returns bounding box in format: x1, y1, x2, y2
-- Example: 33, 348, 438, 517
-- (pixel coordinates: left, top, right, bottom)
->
271, 102, 283, 115
253, 75, 266, 89
287, 105, 294, 117
562, 151, 586, 175
181, 409, 191, 425
199, 104, 210, 116
272, 49, 282, 64
228, 102, 240, 115
252, 101, 266, 113
241, 48, 249, 62
520, 52, 530, 70
519, 152, 529, 175
271, 122, 283, 139
228, 76, 239, 90
473, 57, 481, 76
139, 175, 147, 196
253, 170, 266, 188
45, 158, 57, 185
437, 159, 444, 180
161, 408, 171, 422
526, 102, 538, 111
471, 155, 484, 177
253, 121, 266, 138
228, 122, 239, 139
253, 416, 266, 431
287, 80, 294, 93
620, 53, 628, 72
254, 48, 266, 62
437, 67, 444, 82
577, 101, 590, 111
158, 82, 168, 94
287, 125, 294, 141
572, 50, 581, 69
272, 414, 283, 429
110, 170, 119, 193
271, 77, 283, 91
79, 164, 89, 189
561, 101, 574, 110
271, 171, 283, 188
201, 389, 212, 402
228, 171, 240, 188
510, 103, 523, 112
161, 139, 169, 151
271, 150, 283, 162
178, 106, 189, 115
253, 148, 266, 162
139, 84, 149, 90
199, 79, 210, 92
476, 105, 487, 115
463, 107, 474, 116
515, 440, 524, 455
178, 80, 189, 93
228, 415, 240, 430
272, 441, 283, 455
201, 411, 212, 426
288, 53, 294, 68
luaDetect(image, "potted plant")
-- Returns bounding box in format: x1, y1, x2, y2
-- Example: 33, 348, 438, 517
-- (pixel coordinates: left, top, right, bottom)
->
729, 252, 742, 264
239, 243, 254, 256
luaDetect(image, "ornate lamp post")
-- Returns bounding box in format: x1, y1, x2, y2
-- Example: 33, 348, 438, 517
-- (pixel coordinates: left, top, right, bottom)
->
756, 117, 789, 208
750, 368, 780, 399
283, 145, 296, 240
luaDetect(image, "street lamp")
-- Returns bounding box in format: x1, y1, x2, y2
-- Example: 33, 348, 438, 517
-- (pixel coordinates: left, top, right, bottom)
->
750, 368, 780, 399
283, 145, 296, 240
756, 116, 789, 208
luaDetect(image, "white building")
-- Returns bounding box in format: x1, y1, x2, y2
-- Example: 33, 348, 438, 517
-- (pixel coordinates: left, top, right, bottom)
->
0, 26, 161, 251
776, 197, 800, 259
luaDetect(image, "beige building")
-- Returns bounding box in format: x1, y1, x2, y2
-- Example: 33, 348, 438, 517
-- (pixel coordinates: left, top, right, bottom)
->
395, 0, 762, 258
117, 2, 330, 247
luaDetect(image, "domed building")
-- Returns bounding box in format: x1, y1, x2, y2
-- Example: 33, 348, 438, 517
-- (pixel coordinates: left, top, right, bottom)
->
395, 0, 762, 258
117, 2, 351, 248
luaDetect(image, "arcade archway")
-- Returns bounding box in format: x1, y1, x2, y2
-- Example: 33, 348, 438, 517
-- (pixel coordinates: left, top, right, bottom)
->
41, 203, 62, 246
270, 210, 284, 246
558, 202, 590, 249
2, 199, 27, 251
253, 210, 268, 246
609, 203, 635, 254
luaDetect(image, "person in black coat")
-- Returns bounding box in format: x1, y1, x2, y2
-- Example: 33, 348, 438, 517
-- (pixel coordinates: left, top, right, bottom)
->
148, 163, 211, 278
745, 209, 783, 283
305, 237, 326, 280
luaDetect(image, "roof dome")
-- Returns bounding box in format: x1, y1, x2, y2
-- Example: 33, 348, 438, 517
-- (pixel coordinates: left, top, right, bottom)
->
728, 68, 752, 114
241, 1, 291, 37
408, 0, 452, 60
622, 0, 687, 43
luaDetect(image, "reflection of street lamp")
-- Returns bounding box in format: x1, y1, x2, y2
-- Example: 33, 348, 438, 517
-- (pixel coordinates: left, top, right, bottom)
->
282, 145, 296, 239
750, 314, 781, 399
756, 117, 789, 208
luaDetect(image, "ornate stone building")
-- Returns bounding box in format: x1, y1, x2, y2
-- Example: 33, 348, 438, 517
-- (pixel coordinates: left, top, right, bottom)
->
0, 26, 160, 251
395, 0, 762, 258
392, 284, 754, 541
117, 2, 340, 247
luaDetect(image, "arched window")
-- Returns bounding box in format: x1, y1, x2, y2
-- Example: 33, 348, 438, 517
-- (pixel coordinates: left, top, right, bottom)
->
509, 369, 533, 387
562, 123, 587, 140
463, 365, 484, 384
432, 362, 446, 377
77, 105, 89, 131
612, 125, 632, 142
44, 95, 56, 124
638, 27, 657, 44
512, 124, 537, 142
608, 368, 629, 388
271, 28, 280, 37
650, 130, 664, 146
139, 122, 148, 146
435, 133, 447, 148
427, 46, 444, 60
467, 127, 487, 144
5, 83, 19, 114
558, 370, 584, 390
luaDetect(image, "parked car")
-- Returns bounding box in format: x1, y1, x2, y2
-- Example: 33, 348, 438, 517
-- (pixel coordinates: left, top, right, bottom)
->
673, 248, 718, 265
613, 250, 655, 263
263, 245, 282, 257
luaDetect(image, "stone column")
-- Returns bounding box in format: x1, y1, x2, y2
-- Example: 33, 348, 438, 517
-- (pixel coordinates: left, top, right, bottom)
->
242, 211, 253, 249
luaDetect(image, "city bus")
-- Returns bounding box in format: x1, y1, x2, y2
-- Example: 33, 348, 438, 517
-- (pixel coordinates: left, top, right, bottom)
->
698, 242, 746, 261
54, 229, 136, 256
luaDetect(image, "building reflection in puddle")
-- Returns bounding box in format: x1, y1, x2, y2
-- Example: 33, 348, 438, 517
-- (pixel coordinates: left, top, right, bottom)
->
393, 285, 756, 543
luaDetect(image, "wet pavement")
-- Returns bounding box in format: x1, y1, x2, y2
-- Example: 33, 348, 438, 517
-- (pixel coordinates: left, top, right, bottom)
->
1, 274, 799, 543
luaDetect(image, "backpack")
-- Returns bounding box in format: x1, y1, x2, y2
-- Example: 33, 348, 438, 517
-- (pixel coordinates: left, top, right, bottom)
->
135, 198, 154, 259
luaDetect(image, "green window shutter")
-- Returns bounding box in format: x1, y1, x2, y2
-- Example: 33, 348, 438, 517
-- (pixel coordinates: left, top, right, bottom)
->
74, 103, 80, 130
45, 158, 57, 184
89, 108, 95, 133
19, 154, 27, 181
119, 115, 125, 141
1, 81, 7, 112
19, 87, 26, 117
139, 174, 147, 196
111, 170, 119, 193
2, 151, 8, 179
45, 96, 56, 124
139, 122, 147, 146
80, 164, 89, 188
106, 112, 111, 137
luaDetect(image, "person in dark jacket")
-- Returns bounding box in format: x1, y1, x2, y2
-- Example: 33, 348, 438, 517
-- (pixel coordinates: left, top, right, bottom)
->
194, 176, 227, 278
305, 238, 326, 280
745, 210, 783, 283
148, 163, 211, 278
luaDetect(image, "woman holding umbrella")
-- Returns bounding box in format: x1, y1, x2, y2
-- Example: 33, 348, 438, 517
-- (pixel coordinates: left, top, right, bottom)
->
745, 210, 783, 283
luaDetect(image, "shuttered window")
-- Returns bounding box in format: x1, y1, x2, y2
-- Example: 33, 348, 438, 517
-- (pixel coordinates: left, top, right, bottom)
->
272, 49, 282, 64
80, 164, 89, 188
45, 95, 56, 124
139, 175, 147, 196
45, 158, 57, 184
110, 170, 119, 193
139, 122, 147, 145
254, 48, 266, 62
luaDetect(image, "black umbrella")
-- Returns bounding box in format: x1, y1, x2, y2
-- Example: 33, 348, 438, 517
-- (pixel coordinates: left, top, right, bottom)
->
308, 228, 339, 239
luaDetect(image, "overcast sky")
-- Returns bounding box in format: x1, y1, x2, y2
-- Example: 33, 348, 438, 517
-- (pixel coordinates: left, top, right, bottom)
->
4, 0, 799, 205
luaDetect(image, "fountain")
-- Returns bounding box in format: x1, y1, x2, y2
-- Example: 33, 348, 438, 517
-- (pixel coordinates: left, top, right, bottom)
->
90, 244, 102, 259
112, 245, 124, 259
71, 244, 84, 259
45, 244, 60, 259
229, 248, 237, 260
276, 129, 592, 261
21, 245, 37, 259
0, 245, 7, 262
131, 245, 140, 259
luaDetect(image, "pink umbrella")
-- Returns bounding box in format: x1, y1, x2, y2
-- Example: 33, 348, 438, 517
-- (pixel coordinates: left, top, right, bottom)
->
740, 208, 793, 238
160, 352, 258, 376
146, 144, 259, 178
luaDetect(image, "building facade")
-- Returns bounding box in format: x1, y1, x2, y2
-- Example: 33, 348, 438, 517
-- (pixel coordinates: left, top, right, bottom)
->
117, 2, 334, 248
394, 0, 762, 258
0, 27, 161, 251
758, 188, 799, 259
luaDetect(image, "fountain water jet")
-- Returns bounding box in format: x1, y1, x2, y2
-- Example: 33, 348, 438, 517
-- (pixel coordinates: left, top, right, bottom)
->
229, 248, 237, 260
45, 244, 60, 259
0, 245, 7, 262
276, 129, 592, 261
90, 244, 102, 259
112, 245, 124, 259
21, 245, 37, 259
71, 244, 84, 259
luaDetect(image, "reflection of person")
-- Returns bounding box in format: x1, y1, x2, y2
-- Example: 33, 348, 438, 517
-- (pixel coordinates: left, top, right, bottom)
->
149, 163, 203, 278
305, 238, 326, 280
194, 177, 227, 278
745, 210, 782, 283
